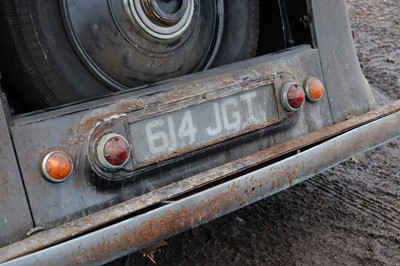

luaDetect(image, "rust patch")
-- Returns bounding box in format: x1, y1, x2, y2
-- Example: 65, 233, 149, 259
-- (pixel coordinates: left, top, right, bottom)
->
75, 182, 243, 263
80, 217, 92, 224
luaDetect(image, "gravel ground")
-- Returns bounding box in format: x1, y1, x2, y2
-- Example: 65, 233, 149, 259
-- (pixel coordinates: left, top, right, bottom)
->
112, 0, 400, 265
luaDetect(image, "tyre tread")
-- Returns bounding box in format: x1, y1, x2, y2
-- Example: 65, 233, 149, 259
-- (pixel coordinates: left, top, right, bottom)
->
0, 0, 64, 109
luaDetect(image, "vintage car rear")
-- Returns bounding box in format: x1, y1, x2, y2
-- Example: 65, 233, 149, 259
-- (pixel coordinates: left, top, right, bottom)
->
0, 0, 399, 265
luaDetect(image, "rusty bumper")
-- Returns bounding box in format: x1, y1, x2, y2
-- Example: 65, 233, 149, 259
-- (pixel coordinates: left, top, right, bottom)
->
1, 101, 400, 265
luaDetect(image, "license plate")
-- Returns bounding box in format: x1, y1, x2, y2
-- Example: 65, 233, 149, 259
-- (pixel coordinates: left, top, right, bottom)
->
130, 82, 280, 167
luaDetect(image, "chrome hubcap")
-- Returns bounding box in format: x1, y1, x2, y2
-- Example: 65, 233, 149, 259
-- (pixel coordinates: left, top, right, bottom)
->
124, 0, 194, 40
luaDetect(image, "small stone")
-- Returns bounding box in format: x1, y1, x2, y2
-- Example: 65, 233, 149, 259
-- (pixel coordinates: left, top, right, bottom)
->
350, 157, 360, 164
386, 57, 395, 63
235, 216, 246, 224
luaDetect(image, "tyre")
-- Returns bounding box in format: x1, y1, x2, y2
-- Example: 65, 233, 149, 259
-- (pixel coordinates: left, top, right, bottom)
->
0, 0, 259, 110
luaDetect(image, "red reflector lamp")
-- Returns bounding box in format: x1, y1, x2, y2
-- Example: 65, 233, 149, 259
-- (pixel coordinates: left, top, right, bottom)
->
304, 77, 325, 102
42, 151, 73, 182
97, 133, 130, 169
281, 82, 305, 112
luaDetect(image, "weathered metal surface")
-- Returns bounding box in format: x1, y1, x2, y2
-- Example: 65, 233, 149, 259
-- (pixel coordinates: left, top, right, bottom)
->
10, 46, 332, 228
2, 104, 400, 265
89, 75, 282, 180
2, 100, 400, 264
310, 0, 376, 122
0, 0, 380, 258
0, 93, 33, 247
128, 77, 277, 167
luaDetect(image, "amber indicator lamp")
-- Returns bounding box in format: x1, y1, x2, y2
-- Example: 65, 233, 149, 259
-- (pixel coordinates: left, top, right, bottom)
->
304, 77, 325, 102
41, 151, 73, 183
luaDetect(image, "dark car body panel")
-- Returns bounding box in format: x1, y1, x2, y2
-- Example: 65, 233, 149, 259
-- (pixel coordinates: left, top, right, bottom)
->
10, 46, 331, 228
0, 96, 32, 247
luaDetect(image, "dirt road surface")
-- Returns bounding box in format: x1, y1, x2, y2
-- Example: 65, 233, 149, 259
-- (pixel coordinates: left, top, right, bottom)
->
112, 0, 400, 265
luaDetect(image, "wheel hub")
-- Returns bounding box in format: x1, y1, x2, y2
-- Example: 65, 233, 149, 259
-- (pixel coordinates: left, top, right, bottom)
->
125, 0, 194, 40
143, 0, 188, 25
